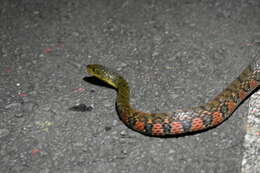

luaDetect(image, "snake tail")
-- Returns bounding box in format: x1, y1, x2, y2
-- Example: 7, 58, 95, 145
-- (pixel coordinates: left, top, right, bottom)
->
86, 59, 260, 136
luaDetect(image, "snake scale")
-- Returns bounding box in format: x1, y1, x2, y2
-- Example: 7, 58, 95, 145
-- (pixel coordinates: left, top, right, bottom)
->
86, 58, 260, 136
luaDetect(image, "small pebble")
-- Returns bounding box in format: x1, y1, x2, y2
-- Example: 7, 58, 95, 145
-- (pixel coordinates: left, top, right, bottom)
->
105, 126, 112, 131
15, 113, 24, 118
112, 120, 118, 126
90, 89, 96, 93
121, 149, 128, 154
120, 130, 127, 136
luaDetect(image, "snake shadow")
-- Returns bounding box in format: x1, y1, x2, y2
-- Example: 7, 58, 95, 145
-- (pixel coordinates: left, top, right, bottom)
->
83, 76, 115, 89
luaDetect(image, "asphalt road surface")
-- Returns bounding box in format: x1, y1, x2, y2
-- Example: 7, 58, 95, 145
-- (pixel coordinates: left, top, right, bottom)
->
1, 1, 260, 173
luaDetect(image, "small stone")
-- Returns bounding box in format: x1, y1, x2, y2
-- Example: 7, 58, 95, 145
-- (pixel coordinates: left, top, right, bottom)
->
121, 149, 128, 154
112, 120, 118, 126
212, 132, 218, 136
120, 130, 127, 136
39, 54, 44, 57
105, 126, 112, 131
90, 89, 96, 93
15, 113, 24, 118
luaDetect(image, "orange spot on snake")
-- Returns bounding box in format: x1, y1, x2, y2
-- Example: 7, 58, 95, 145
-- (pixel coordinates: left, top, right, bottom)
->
152, 123, 163, 135
211, 112, 223, 126
191, 118, 204, 131
171, 122, 183, 134
227, 101, 236, 113
249, 80, 257, 89
239, 90, 247, 100
134, 121, 145, 131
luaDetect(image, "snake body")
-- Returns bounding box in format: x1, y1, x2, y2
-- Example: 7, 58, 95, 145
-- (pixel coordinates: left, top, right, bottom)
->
86, 58, 260, 136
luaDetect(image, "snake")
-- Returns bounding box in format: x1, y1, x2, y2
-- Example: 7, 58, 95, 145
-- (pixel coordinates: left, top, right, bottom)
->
86, 58, 260, 136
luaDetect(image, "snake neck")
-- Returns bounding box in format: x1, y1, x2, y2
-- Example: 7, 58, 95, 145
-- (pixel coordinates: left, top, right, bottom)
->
115, 79, 137, 120
116, 81, 130, 107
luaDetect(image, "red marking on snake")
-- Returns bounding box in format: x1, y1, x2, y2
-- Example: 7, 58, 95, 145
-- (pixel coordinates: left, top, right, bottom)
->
134, 121, 145, 131
227, 101, 236, 113
211, 112, 223, 126
191, 118, 204, 131
250, 80, 257, 89
152, 123, 163, 135
120, 112, 128, 123
239, 90, 247, 100
171, 122, 183, 134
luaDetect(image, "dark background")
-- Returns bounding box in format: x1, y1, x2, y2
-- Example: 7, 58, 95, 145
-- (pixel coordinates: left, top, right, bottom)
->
1, 0, 260, 173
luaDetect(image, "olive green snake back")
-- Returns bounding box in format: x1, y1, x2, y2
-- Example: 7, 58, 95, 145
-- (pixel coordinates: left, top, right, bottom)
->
86, 59, 260, 136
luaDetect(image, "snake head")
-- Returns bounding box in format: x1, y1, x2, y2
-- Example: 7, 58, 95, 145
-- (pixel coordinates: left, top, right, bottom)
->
86, 64, 124, 89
